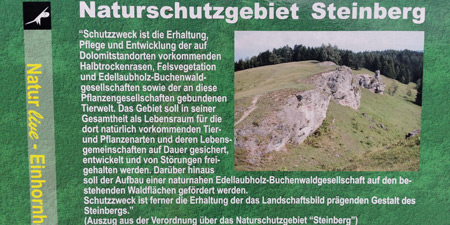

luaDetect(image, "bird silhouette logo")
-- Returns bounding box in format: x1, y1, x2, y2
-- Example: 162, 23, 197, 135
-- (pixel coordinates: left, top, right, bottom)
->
25, 7, 50, 26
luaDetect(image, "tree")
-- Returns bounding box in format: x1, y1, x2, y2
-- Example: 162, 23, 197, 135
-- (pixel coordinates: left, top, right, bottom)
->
340, 51, 351, 66
269, 52, 280, 64
350, 54, 362, 70
234, 45, 423, 90
415, 79, 423, 106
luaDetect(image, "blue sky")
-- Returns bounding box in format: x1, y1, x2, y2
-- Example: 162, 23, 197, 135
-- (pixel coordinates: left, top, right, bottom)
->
235, 31, 424, 61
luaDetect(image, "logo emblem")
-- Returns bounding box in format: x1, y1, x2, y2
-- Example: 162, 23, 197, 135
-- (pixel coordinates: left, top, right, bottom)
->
23, 2, 51, 30
25, 7, 50, 26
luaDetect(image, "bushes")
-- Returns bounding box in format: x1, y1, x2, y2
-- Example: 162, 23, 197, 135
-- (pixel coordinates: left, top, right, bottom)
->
387, 82, 399, 96
305, 117, 332, 147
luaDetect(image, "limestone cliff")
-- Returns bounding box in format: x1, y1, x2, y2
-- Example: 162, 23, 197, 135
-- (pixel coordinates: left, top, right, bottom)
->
235, 66, 363, 156
357, 70, 386, 94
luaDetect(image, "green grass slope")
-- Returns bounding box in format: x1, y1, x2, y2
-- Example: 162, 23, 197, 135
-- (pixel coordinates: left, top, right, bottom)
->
235, 60, 337, 100
235, 61, 337, 126
235, 61, 421, 171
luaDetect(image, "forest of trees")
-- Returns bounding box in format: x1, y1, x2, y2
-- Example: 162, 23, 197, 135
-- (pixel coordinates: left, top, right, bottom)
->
235, 44, 423, 105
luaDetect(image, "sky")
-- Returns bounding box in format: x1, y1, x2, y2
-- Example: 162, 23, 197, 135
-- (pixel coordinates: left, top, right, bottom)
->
235, 31, 424, 61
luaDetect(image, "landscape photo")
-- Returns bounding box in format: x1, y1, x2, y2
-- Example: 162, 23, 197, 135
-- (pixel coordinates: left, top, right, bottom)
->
234, 31, 423, 171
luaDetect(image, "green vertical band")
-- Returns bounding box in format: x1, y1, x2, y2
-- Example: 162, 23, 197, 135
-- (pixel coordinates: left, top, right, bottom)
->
24, 30, 57, 225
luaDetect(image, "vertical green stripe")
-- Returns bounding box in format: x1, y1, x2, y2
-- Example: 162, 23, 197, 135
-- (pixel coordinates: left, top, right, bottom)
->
24, 30, 57, 225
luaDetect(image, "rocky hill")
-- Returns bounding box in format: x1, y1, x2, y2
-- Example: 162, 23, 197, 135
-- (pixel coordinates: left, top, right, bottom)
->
235, 61, 421, 171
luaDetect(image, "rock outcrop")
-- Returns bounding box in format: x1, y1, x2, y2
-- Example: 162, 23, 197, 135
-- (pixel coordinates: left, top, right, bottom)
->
235, 66, 361, 156
320, 66, 361, 109
235, 89, 330, 156
357, 70, 386, 94
405, 129, 421, 139
235, 67, 390, 159
318, 61, 337, 67
270, 89, 331, 151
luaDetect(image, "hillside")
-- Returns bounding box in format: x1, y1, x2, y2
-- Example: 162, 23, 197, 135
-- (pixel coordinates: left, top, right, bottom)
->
234, 61, 421, 171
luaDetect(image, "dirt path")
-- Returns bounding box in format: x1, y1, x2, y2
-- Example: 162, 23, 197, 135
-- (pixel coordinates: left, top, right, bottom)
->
235, 95, 260, 126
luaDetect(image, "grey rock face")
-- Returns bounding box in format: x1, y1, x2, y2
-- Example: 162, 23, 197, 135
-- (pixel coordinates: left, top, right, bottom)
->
375, 70, 381, 78
271, 89, 331, 150
235, 89, 331, 154
405, 129, 421, 139
235, 66, 361, 156
320, 66, 361, 109
357, 71, 386, 94
318, 61, 337, 67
